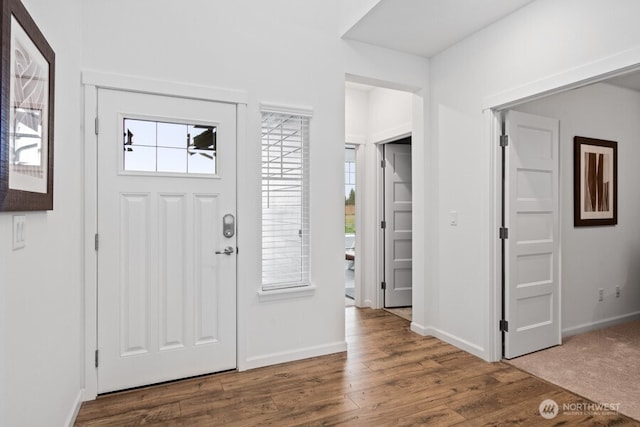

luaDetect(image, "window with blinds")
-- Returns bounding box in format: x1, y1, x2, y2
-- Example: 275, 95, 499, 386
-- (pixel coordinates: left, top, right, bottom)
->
261, 107, 311, 291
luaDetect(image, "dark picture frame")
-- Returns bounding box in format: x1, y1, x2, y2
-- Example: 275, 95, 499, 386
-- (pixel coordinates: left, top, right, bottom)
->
0, 0, 55, 211
574, 136, 617, 227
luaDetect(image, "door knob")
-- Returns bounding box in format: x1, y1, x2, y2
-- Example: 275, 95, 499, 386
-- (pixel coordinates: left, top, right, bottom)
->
215, 246, 234, 255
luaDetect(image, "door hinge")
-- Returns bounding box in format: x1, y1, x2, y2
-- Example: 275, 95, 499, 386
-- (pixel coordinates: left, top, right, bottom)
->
499, 320, 509, 332
499, 227, 508, 239
381, 281, 386, 290
499, 134, 509, 147
95, 349, 99, 368
94, 233, 99, 251
381, 159, 385, 168
95, 117, 99, 135
381, 221, 386, 229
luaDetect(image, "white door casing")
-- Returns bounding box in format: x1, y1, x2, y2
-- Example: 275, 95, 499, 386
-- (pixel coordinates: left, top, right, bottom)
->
96, 89, 237, 393
384, 142, 412, 308
504, 110, 560, 359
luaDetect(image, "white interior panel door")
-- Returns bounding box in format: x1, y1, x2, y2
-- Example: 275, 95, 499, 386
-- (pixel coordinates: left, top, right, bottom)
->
504, 110, 560, 359
384, 142, 412, 308
97, 89, 237, 393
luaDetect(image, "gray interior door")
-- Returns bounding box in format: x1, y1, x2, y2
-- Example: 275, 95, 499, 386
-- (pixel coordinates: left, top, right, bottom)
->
384, 141, 412, 308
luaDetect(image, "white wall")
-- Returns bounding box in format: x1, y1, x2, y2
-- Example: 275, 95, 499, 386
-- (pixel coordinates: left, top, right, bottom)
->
0, 0, 84, 425
368, 87, 413, 143
82, 0, 347, 374
429, 0, 640, 360
345, 86, 368, 144
514, 82, 640, 334
345, 40, 429, 92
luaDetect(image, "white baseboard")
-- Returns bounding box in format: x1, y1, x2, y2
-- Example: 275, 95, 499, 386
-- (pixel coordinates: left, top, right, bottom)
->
240, 341, 347, 371
65, 389, 84, 427
562, 310, 640, 338
410, 322, 486, 360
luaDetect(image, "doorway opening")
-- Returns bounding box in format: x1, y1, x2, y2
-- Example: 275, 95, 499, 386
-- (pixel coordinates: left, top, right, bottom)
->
344, 78, 418, 314
495, 70, 640, 420
493, 68, 640, 363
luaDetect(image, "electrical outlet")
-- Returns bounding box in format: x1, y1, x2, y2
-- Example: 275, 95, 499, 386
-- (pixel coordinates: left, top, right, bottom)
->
598, 288, 604, 302
616, 286, 621, 298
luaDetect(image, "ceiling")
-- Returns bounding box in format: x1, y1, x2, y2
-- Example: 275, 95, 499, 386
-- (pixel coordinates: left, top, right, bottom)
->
343, 0, 640, 93
343, 0, 536, 58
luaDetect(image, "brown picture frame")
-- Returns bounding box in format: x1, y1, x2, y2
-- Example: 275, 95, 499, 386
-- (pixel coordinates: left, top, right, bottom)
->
0, 0, 55, 211
574, 136, 617, 227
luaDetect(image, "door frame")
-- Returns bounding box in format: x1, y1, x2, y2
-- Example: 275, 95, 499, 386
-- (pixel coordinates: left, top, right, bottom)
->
82, 71, 247, 400
343, 142, 364, 307
485, 50, 640, 362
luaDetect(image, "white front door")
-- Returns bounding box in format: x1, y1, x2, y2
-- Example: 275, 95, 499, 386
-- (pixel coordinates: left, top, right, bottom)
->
384, 142, 412, 308
504, 110, 560, 359
96, 89, 237, 393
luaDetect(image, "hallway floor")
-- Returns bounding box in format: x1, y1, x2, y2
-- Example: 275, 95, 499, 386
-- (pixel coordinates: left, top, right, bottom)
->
75, 308, 637, 425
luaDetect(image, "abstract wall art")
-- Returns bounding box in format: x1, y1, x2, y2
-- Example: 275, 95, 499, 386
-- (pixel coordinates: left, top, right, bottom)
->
574, 136, 617, 226
0, 0, 55, 211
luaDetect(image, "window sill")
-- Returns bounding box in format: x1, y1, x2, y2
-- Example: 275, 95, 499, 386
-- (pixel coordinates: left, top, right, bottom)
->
257, 284, 316, 302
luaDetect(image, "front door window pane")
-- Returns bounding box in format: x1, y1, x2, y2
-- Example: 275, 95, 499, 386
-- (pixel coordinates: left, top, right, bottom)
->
123, 145, 156, 172
157, 122, 188, 149
123, 118, 217, 175
157, 147, 187, 173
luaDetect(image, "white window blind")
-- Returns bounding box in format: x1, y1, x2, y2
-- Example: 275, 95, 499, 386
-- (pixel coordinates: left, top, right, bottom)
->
261, 107, 310, 290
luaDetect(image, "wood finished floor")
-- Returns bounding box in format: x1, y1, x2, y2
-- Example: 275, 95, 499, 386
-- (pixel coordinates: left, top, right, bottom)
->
75, 308, 639, 426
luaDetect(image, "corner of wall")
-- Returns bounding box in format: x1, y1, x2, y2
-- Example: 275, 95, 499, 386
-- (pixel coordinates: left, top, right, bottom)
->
64, 390, 84, 427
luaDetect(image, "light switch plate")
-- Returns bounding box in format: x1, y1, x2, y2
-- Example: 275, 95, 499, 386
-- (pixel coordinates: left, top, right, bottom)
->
449, 211, 458, 226
12, 215, 26, 250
